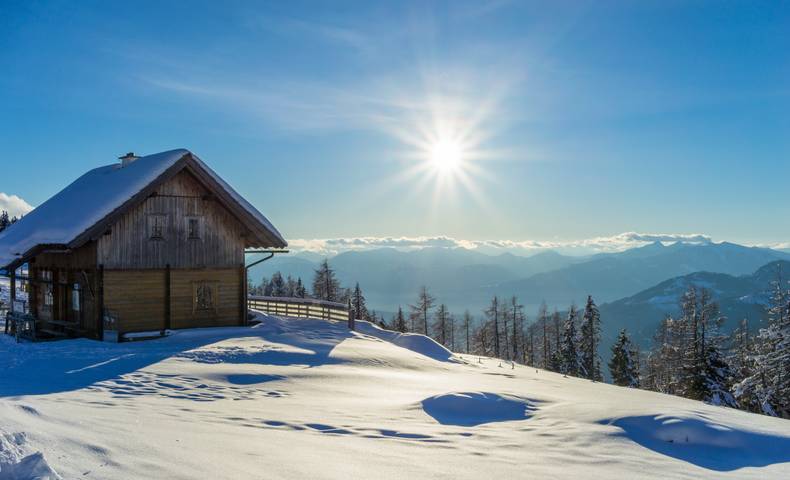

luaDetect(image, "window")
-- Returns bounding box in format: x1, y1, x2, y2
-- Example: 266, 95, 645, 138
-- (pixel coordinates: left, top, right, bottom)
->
72, 283, 81, 311
40, 270, 53, 307
148, 215, 167, 240
44, 285, 53, 307
186, 216, 203, 240
192, 281, 219, 313
196, 283, 213, 309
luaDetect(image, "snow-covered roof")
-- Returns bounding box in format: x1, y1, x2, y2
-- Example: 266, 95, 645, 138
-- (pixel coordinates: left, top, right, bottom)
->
0, 149, 286, 270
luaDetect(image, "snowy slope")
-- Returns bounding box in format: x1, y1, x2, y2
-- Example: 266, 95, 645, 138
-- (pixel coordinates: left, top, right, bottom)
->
0, 313, 788, 479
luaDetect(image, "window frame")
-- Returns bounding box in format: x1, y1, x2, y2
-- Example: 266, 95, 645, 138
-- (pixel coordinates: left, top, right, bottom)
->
72, 283, 81, 312
39, 270, 54, 308
192, 280, 219, 314
185, 216, 204, 240
148, 214, 168, 241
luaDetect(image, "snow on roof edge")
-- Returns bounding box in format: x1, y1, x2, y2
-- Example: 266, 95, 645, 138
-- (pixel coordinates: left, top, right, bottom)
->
0, 148, 286, 269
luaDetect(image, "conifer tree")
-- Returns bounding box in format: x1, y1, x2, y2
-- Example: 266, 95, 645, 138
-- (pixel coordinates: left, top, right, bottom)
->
0, 211, 8, 233
537, 302, 549, 368
432, 304, 451, 346
295, 278, 307, 298
270, 272, 287, 297
485, 296, 501, 358
501, 301, 511, 360
462, 310, 472, 353
312, 259, 341, 302
260, 276, 272, 296
579, 295, 602, 381
728, 319, 752, 394
449, 313, 456, 351
526, 321, 538, 367
609, 329, 640, 387
645, 315, 685, 394
510, 297, 522, 362
393, 306, 408, 333
678, 287, 736, 406
351, 283, 369, 321
409, 286, 435, 336
560, 305, 580, 376
552, 309, 562, 358
735, 271, 790, 417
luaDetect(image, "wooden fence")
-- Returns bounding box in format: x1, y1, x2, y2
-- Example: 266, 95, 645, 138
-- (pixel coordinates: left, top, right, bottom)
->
247, 296, 351, 324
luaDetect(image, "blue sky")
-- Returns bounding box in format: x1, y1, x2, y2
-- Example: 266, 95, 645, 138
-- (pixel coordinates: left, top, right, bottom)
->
1, 0, 789, 253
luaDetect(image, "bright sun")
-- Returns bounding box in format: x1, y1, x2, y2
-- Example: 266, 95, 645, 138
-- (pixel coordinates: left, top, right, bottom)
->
429, 139, 463, 172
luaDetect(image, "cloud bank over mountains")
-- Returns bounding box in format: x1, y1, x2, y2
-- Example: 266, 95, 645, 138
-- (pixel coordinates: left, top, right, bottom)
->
287, 232, 718, 257
3, 190, 782, 256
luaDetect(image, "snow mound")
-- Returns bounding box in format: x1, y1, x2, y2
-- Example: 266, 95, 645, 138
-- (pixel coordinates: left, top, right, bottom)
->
602, 415, 790, 471
0, 430, 61, 480
421, 392, 537, 426
354, 321, 456, 362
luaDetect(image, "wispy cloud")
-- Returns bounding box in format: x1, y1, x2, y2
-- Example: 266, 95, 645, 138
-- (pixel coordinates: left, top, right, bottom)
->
286, 232, 719, 257
249, 15, 373, 54
138, 59, 522, 136
0, 193, 33, 218
128, 4, 526, 137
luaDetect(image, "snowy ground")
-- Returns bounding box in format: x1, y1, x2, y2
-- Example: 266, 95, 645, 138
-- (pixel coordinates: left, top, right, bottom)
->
1, 313, 788, 479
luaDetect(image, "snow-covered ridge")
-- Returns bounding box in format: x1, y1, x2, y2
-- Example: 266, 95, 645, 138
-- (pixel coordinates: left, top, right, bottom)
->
0, 313, 788, 479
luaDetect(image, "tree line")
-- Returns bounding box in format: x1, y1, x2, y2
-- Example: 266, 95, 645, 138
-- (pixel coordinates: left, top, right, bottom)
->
253, 259, 388, 325
642, 277, 789, 418
255, 258, 789, 419
405, 288, 609, 382
0, 210, 20, 233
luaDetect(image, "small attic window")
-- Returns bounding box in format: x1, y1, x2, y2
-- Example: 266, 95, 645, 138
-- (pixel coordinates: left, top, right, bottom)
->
186, 216, 203, 240
148, 215, 167, 240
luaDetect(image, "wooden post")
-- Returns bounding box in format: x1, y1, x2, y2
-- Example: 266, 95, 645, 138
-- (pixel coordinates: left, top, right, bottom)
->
240, 265, 247, 326
97, 264, 104, 340
5, 268, 15, 334
164, 264, 171, 333
29, 266, 37, 318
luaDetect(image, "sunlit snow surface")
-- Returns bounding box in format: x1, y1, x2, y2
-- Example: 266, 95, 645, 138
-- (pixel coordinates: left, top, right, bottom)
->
1, 313, 788, 479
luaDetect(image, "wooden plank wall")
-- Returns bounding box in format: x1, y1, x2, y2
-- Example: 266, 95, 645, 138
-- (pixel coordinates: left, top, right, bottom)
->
170, 268, 242, 329
35, 243, 97, 270
103, 270, 166, 333
103, 267, 242, 334
96, 170, 246, 269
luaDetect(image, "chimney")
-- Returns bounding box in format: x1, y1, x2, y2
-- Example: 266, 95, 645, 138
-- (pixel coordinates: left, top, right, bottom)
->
119, 152, 139, 167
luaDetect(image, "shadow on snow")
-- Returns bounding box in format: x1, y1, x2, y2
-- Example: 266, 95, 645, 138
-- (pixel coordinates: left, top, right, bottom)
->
600, 414, 790, 471
0, 315, 353, 398
421, 392, 538, 427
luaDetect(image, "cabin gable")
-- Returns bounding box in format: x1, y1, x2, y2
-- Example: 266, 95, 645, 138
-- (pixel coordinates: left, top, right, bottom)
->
96, 170, 246, 269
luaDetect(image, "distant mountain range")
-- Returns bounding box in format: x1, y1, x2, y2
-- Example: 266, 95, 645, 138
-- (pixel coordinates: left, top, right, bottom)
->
599, 260, 790, 351
250, 241, 790, 321
249, 247, 586, 312
485, 241, 790, 310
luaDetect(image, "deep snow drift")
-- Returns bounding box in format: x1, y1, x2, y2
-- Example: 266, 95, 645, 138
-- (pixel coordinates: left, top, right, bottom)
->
0, 313, 788, 479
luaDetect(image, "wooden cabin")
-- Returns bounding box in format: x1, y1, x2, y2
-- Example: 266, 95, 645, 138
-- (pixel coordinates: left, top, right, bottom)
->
0, 149, 286, 341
